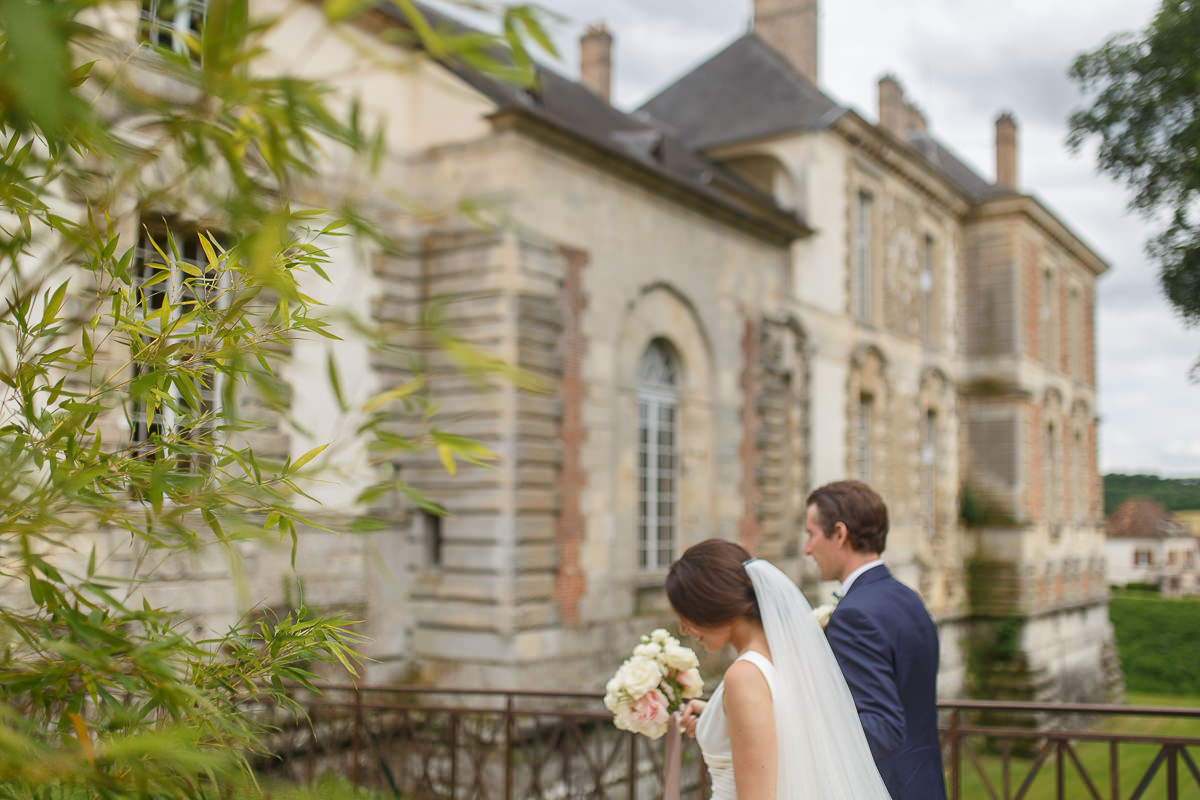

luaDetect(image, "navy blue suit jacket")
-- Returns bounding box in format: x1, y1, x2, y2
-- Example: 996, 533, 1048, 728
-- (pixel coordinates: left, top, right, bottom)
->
824, 565, 947, 800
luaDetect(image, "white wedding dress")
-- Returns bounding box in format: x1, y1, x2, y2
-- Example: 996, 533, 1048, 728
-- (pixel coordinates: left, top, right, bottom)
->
692, 559, 893, 799
695, 650, 778, 799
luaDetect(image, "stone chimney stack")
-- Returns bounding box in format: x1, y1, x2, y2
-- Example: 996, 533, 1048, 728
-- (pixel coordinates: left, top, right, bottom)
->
579, 23, 613, 101
905, 103, 927, 137
754, 0, 819, 85
995, 112, 1018, 189
878, 75, 905, 137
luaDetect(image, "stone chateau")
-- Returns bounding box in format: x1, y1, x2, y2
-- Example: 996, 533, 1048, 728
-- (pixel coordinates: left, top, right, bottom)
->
61, 0, 1120, 703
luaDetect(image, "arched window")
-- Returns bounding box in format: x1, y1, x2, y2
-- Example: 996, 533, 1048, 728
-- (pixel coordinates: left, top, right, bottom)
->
849, 345, 887, 488
856, 393, 874, 483
638, 340, 679, 571
921, 408, 938, 539
1044, 421, 1061, 539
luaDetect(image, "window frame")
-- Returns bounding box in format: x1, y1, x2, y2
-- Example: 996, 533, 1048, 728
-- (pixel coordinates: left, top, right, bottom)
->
637, 340, 680, 573
853, 191, 874, 323
920, 233, 935, 349
129, 219, 229, 471
855, 393, 874, 484
138, 0, 209, 61
921, 408, 937, 539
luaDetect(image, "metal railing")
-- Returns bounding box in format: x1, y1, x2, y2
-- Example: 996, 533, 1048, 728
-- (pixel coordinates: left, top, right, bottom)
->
942, 699, 1200, 800
257, 685, 708, 799
260, 686, 1200, 799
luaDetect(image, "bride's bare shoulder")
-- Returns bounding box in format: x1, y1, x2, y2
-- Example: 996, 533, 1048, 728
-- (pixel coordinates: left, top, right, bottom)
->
722, 657, 772, 701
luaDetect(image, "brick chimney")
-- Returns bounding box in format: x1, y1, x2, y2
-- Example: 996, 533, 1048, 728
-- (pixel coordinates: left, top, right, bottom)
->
754, 0, 819, 85
877, 75, 905, 137
995, 112, 1018, 189
579, 23, 612, 101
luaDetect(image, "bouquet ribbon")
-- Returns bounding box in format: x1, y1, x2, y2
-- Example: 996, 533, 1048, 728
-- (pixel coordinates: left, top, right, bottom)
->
662, 712, 682, 800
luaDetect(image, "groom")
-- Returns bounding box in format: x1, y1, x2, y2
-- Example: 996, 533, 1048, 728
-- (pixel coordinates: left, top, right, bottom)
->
803, 480, 947, 800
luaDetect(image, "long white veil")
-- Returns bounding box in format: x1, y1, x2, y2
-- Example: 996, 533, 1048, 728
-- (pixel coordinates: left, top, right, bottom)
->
744, 558, 892, 799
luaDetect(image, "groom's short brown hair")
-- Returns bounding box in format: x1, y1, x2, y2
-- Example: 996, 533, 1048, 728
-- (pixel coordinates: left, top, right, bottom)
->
806, 480, 889, 555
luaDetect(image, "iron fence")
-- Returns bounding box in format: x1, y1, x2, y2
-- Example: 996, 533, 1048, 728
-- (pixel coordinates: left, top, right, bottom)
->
260, 686, 1200, 799
942, 699, 1200, 800
257, 685, 708, 799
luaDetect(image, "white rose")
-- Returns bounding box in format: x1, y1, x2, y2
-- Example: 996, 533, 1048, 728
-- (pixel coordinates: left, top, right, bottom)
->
633, 642, 661, 660
650, 628, 671, 644
812, 603, 837, 629
661, 641, 699, 672
604, 683, 625, 712
620, 656, 663, 698
613, 702, 639, 732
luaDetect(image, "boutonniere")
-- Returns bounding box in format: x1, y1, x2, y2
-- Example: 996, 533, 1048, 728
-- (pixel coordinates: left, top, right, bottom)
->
812, 600, 838, 629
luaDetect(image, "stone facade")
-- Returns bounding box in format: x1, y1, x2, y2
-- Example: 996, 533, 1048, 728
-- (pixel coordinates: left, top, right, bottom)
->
30, 0, 1118, 702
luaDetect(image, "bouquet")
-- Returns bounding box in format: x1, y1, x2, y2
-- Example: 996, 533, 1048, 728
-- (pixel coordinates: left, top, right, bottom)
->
604, 628, 704, 739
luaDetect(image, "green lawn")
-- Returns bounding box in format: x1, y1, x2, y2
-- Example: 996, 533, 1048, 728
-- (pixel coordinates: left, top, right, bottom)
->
1110, 591, 1200, 695
948, 693, 1200, 800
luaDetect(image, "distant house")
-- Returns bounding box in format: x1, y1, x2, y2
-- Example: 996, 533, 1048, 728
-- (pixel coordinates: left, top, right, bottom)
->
1106, 498, 1199, 595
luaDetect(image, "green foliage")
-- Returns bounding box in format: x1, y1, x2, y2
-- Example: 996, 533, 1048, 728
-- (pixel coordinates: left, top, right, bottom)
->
1103, 472, 1200, 514
1068, 0, 1200, 345
0, 0, 553, 796
1109, 591, 1200, 694
959, 484, 1016, 527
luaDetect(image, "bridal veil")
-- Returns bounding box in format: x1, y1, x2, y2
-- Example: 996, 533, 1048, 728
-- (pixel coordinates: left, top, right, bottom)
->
744, 558, 893, 799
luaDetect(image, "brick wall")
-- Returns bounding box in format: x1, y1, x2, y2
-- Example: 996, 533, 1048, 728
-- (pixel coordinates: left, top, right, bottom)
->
965, 223, 1017, 358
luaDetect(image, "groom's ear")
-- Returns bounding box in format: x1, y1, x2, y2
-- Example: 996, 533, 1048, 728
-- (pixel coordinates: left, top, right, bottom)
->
831, 521, 849, 547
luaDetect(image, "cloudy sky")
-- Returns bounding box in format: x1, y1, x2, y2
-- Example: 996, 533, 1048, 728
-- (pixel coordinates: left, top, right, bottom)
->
441, 0, 1200, 477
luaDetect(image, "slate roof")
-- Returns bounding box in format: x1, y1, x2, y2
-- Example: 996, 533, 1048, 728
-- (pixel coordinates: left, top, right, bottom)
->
639, 32, 1007, 204
639, 33, 844, 150
375, 4, 809, 238
907, 132, 1011, 203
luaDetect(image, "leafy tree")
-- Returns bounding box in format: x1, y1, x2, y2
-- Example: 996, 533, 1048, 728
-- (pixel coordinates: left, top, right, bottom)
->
0, 0, 551, 796
1068, 0, 1200, 346
1103, 473, 1200, 514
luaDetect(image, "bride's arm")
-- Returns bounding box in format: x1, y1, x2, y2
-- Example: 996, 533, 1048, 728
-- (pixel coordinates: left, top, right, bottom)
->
724, 660, 777, 800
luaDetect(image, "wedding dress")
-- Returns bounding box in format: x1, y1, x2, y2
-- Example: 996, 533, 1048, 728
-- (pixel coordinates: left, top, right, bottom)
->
695, 650, 778, 799
692, 559, 892, 799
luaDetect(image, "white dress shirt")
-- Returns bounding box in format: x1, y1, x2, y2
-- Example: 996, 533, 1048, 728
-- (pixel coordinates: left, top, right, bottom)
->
838, 559, 884, 598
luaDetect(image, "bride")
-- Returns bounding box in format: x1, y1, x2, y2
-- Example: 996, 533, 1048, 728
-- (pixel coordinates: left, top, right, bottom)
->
667, 539, 892, 799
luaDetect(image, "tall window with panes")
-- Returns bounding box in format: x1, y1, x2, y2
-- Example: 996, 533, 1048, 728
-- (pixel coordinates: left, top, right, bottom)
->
1068, 286, 1085, 381
920, 234, 935, 348
855, 393, 874, 483
1043, 421, 1061, 538
139, 0, 208, 59
1072, 428, 1086, 523
1040, 268, 1056, 367
921, 409, 938, 539
129, 221, 227, 470
854, 192, 873, 322
637, 340, 679, 572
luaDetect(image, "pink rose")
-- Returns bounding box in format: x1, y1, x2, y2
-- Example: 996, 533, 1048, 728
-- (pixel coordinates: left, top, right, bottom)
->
632, 689, 669, 727
677, 667, 703, 699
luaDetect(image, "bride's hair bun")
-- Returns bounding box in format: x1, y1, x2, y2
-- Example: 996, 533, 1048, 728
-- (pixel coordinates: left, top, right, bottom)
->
666, 539, 761, 626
